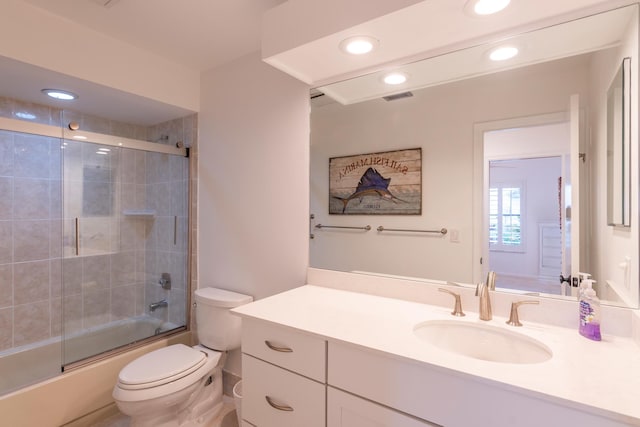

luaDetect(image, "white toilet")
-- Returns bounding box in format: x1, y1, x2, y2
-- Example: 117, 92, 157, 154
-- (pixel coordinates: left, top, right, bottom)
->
113, 287, 253, 427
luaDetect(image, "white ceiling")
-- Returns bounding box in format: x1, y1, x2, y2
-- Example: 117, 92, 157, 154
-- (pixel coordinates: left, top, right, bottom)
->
19, 0, 286, 72
1, 0, 285, 125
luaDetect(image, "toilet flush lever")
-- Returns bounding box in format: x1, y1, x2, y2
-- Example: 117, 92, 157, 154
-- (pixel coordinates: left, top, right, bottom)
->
265, 340, 293, 353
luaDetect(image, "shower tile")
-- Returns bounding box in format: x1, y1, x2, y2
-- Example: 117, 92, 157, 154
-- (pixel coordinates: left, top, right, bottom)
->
135, 151, 146, 185
62, 257, 83, 295
13, 220, 49, 262
134, 282, 145, 316
14, 260, 49, 305
148, 182, 171, 216
135, 184, 146, 210
49, 219, 63, 259
0, 307, 13, 351
0, 221, 12, 264
111, 122, 137, 140
120, 148, 137, 184
168, 288, 186, 325
83, 254, 111, 291
14, 178, 50, 219
0, 263, 13, 308
80, 217, 112, 255
14, 301, 50, 347
83, 288, 110, 329
0, 131, 13, 177
14, 133, 50, 179
171, 181, 188, 217
119, 218, 140, 252
50, 297, 62, 337
49, 138, 62, 180
82, 181, 114, 217
62, 293, 83, 335
111, 251, 136, 287
50, 258, 62, 299
13, 101, 55, 126
81, 114, 112, 135
50, 180, 62, 220
120, 182, 137, 212
111, 285, 136, 320
155, 216, 175, 251
0, 177, 13, 220
135, 250, 145, 282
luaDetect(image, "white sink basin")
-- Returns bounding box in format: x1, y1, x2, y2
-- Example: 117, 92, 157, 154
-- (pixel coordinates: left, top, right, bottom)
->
413, 320, 552, 364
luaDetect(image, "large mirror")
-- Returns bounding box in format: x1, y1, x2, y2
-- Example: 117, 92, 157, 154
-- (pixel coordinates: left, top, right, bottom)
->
310, 4, 639, 308
607, 56, 632, 227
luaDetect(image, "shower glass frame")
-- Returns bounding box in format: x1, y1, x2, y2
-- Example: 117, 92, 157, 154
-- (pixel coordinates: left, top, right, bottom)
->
60, 118, 191, 370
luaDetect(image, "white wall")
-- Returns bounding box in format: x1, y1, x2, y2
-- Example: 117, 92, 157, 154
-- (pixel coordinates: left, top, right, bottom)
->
588, 10, 639, 306
310, 55, 591, 284
0, 0, 199, 112
198, 52, 310, 374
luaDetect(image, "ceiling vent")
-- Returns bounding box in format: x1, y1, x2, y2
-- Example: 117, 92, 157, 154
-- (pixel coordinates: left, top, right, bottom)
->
90, 0, 121, 8
383, 92, 413, 101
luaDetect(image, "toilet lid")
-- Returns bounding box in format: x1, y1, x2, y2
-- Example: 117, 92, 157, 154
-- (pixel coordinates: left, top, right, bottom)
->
118, 344, 208, 390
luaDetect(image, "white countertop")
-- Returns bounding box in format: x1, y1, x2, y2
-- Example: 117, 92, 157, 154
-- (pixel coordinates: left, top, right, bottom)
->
232, 284, 640, 425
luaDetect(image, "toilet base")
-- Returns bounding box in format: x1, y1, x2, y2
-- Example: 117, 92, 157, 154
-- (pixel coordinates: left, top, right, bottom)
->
123, 366, 223, 427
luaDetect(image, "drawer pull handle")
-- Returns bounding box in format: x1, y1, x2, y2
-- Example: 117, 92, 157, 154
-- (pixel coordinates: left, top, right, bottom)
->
265, 396, 294, 412
264, 340, 293, 353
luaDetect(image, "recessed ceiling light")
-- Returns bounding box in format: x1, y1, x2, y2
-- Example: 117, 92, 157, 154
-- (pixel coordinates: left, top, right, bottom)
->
41, 89, 78, 101
468, 0, 510, 15
383, 72, 408, 85
72, 135, 87, 140
339, 36, 379, 55
489, 46, 519, 61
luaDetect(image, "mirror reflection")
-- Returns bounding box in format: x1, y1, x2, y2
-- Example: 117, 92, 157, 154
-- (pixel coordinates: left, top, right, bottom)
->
310, 5, 639, 308
607, 57, 632, 227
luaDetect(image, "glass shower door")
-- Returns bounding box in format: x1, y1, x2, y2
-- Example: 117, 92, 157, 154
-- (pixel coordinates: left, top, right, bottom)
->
61, 131, 189, 368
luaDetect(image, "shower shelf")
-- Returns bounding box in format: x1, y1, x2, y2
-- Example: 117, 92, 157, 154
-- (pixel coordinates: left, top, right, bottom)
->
122, 209, 157, 218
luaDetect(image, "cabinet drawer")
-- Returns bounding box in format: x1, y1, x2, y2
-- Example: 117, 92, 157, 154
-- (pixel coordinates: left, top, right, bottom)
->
242, 354, 326, 427
242, 317, 326, 382
328, 387, 439, 427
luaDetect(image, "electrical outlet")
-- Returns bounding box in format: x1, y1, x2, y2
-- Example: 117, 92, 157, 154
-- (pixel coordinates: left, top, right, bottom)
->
450, 229, 460, 243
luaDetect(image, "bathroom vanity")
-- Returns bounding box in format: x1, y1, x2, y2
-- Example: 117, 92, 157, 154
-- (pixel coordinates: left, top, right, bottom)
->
232, 273, 640, 427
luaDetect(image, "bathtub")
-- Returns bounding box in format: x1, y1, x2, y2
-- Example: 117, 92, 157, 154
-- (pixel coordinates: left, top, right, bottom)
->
0, 315, 180, 396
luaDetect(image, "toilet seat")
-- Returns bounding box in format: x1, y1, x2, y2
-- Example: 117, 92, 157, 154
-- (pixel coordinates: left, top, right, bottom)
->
118, 344, 211, 390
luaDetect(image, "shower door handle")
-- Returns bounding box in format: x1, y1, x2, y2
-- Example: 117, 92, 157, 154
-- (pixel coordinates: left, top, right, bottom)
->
75, 218, 80, 256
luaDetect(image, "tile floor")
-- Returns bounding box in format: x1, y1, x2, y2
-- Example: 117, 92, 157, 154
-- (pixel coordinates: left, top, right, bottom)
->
94, 401, 239, 427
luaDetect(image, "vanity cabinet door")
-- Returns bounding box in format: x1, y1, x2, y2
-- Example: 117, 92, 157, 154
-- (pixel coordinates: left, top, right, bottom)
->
242, 354, 326, 427
241, 317, 326, 382
328, 387, 440, 427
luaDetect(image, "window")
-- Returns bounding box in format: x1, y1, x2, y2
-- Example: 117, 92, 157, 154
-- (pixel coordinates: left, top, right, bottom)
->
489, 183, 524, 251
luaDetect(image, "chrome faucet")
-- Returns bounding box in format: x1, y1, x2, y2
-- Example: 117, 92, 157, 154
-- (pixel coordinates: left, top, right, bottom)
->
476, 271, 496, 321
149, 299, 168, 313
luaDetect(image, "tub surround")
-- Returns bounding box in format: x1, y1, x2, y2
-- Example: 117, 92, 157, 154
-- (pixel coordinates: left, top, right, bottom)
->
232, 270, 640, 425
0, 332, 190, 427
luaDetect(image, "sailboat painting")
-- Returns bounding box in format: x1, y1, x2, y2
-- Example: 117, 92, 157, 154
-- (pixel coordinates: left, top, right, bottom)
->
329, 148, 422, 215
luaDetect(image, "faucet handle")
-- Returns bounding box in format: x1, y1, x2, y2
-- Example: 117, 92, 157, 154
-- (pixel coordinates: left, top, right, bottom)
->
438, 288, 465, 317
506, 300, 540, 326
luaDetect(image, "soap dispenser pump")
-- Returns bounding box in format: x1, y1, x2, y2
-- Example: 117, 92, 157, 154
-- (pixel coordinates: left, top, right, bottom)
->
579, 279, 601, 341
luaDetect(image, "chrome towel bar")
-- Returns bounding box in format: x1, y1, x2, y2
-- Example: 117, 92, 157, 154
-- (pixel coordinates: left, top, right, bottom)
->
376, 226, 447, 235
315, 224, 372, 231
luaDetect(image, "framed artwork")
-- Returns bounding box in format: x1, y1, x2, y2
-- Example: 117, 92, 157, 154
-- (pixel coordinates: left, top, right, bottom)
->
329, 148, 422, 215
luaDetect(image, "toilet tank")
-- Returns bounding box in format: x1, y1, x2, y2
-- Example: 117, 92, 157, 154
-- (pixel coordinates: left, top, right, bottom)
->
195, 287, 253, 351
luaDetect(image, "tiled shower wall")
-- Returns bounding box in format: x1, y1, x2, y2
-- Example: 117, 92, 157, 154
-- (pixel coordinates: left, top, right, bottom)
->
0, 96, 197, 354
